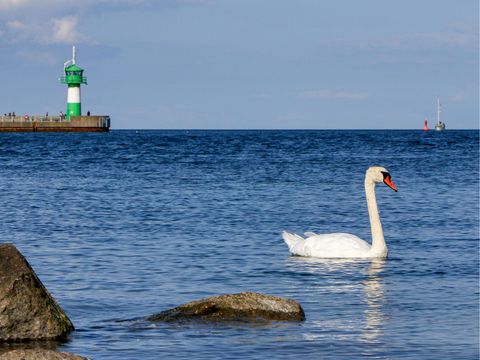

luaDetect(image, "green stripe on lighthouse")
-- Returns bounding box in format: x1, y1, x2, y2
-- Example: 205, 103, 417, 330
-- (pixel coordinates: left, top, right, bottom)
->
67, 103, 81, 119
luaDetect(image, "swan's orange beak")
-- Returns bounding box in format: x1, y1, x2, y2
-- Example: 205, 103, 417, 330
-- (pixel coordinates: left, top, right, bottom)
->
384, 176, 397, 192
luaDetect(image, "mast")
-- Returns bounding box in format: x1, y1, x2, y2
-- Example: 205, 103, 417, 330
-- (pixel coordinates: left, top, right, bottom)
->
437, 98, 441, 124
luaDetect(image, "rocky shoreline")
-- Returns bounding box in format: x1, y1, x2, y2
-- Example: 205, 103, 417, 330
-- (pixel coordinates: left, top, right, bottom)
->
0, 243, 305, 359
0, 349, 88, 360
0, 244, 74, 342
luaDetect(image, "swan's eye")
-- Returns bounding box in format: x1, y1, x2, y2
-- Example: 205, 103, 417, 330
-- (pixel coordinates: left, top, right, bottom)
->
381, 171, 390, 179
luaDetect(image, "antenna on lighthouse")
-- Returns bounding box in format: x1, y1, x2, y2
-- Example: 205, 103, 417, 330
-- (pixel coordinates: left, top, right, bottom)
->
63, 46, 76, 69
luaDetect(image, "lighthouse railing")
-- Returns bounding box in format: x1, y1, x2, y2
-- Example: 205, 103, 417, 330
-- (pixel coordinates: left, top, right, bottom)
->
59, 76, 87, 84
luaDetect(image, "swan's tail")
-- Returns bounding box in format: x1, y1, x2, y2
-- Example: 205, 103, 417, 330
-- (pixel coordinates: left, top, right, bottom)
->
282, 231, 305, 252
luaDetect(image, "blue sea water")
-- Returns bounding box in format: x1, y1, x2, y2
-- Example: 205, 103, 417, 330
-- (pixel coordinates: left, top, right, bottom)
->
0, 130, 478, 359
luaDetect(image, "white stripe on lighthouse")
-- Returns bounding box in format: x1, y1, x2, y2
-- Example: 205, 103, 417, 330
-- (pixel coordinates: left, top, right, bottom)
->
67, 87, 81, 103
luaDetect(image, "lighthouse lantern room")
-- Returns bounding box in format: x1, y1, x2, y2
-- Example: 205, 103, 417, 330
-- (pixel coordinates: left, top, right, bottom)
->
60, 46, 87, 120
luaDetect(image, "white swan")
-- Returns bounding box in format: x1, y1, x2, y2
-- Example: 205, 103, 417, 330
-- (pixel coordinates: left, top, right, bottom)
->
282, 166, 397, 259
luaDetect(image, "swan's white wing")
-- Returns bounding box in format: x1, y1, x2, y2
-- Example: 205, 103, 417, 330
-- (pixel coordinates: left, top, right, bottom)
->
282, 231, 305, 254
304, 231, 318, 237
293, 233, 371, 258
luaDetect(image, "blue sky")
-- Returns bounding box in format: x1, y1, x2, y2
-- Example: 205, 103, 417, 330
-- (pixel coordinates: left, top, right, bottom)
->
0, 0, 478, 129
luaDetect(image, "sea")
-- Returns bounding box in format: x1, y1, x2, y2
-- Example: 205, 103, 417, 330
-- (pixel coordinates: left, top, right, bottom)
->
0, 130, 478, 360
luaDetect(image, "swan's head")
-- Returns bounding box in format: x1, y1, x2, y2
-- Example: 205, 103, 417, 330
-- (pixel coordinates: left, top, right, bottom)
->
366, 166, 397, 192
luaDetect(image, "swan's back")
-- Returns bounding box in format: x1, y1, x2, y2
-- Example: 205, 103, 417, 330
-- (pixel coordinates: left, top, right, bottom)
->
283, 231, 372, 258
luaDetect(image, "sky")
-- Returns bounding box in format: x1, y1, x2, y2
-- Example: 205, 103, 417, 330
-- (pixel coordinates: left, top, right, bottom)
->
0, 0, 478, 129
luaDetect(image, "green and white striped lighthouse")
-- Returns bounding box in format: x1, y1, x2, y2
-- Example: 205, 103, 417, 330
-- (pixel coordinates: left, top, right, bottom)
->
60, 46, 87, 120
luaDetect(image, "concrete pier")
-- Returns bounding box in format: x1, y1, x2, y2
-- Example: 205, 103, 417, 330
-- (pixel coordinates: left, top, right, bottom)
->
0, 115, 110, 132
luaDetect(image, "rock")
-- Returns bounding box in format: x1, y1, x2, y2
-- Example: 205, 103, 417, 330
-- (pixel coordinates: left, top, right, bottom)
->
0, 244, 74, 342
0, 350, 88, 360
148, 292, 305, 322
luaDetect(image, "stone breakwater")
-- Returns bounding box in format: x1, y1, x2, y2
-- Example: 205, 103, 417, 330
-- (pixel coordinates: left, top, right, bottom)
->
0, 116, 110, 132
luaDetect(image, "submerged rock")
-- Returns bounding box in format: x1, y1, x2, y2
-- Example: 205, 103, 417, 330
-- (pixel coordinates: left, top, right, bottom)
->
0, 244, 74, 342
148, 292, 305, 322
0, 350, 88, 360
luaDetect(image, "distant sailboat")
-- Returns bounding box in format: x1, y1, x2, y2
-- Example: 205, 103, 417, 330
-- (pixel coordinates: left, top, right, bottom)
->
423, 118, 429, 131
435, 98, 446, 131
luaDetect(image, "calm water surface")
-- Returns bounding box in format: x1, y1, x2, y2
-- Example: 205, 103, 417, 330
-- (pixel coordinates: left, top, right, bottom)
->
0, 130, 478, 359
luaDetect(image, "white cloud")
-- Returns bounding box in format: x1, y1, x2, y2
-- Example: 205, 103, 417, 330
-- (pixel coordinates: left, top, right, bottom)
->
0, 0, 68, 13
3, 16, 85, 44
5, 19, 26, 31
0, 0, 212, 44
319, 28, 477, 59
298, 90, 368, 100
357, 31, 472, 51
51, 16, 82, 44
0, 0, 29, 11
5, 19, 33, 41
0, 0, 211, 13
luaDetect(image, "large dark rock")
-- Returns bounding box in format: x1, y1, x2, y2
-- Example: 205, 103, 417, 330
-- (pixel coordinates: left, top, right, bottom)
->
0, 350, 88, 360
0, 244, 74, 342
148, 292, 305, 322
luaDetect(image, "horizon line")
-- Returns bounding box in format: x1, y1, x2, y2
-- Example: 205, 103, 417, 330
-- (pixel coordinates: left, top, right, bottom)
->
108, 128, 479, 131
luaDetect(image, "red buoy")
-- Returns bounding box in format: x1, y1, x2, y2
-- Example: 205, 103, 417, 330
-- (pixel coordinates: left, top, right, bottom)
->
423, 119, 429, 131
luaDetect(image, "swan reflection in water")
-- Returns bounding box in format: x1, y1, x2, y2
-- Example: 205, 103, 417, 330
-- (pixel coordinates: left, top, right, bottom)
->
360, 259, 386, 344
286, 257, 386, 344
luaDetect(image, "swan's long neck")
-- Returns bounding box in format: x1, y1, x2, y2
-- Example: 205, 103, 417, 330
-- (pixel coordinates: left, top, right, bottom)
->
365, 178, 387, 257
